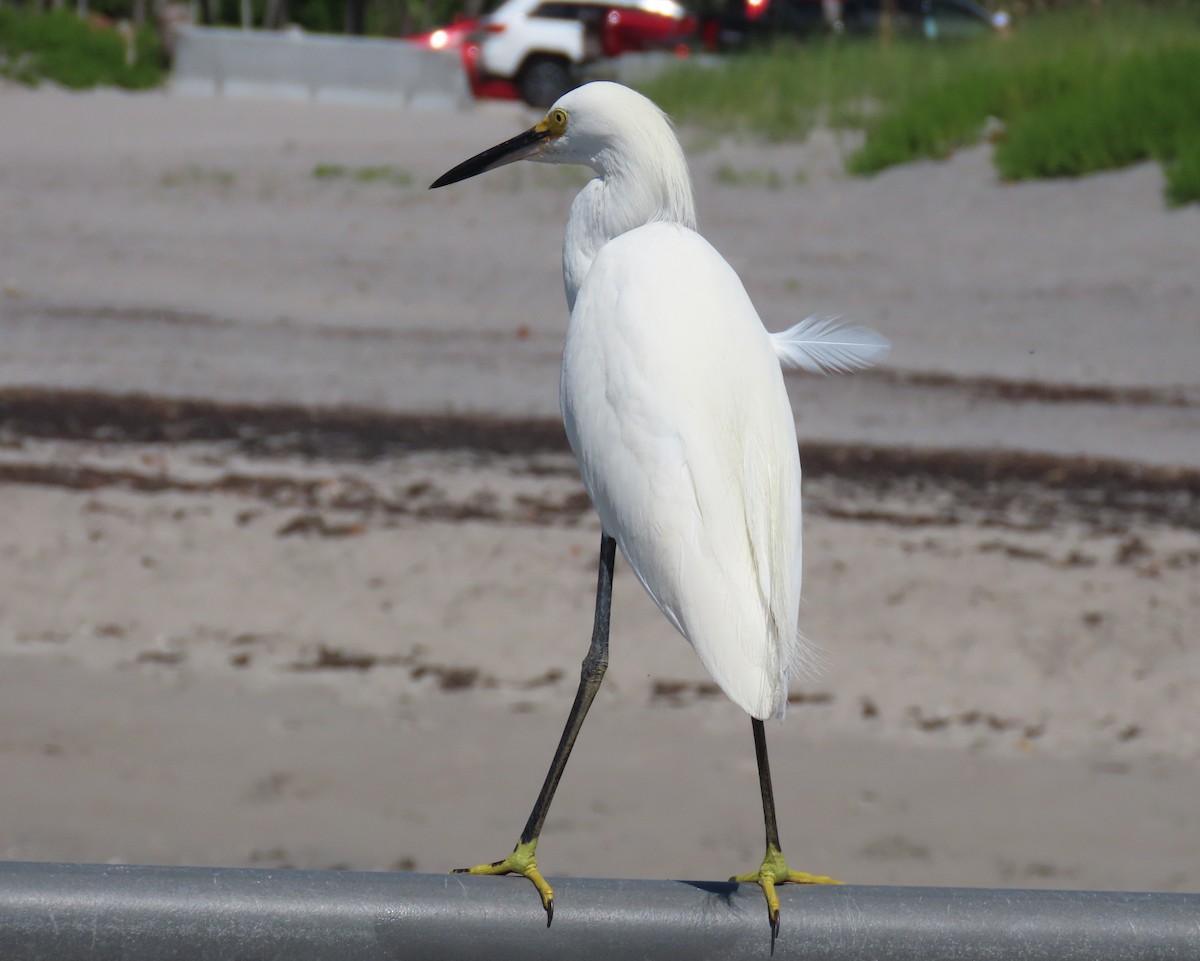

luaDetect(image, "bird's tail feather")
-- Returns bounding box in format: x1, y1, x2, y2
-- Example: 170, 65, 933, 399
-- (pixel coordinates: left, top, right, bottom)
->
770, 315, 890, 374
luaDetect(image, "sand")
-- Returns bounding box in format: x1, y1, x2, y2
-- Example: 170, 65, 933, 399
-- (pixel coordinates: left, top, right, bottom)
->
0, 85, 1197, 896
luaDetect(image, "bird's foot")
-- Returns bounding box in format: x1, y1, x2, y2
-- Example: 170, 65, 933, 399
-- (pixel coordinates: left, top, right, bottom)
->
453, 839, 555, 925
731, 845, 842, 935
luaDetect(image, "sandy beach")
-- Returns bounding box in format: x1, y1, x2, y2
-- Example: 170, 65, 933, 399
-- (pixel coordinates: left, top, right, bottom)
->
0, 85, 1197, 897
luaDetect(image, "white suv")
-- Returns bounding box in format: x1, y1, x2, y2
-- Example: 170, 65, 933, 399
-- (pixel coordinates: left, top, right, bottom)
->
471, 0, 695, 107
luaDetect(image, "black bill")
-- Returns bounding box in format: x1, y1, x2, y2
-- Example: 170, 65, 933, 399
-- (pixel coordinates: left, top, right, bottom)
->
430, 124, 553, 189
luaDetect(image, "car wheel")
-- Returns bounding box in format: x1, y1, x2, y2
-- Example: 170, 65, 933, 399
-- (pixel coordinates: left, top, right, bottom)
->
517, 56, 573, 108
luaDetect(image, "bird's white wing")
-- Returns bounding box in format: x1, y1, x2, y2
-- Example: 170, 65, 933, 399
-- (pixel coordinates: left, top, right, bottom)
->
561, 223, 806, 720
770, 315, 891, 374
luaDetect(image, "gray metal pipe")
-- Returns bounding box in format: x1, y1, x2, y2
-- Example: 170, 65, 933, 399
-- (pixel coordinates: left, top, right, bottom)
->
0, 861, 1196, 961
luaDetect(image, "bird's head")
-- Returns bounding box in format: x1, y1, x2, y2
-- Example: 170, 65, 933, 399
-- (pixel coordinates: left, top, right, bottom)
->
430, 82, 683, 187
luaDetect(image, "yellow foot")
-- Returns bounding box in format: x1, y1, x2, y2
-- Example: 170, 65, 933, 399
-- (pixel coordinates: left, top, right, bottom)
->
453, 839, 555, 925
731, 845, 842, 934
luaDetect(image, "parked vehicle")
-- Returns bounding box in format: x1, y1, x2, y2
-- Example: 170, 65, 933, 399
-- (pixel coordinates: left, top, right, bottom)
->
703, 0, 1000, 50
846, 0, 1001, 38
460, 0, 697, 106
404, 16, 481, 51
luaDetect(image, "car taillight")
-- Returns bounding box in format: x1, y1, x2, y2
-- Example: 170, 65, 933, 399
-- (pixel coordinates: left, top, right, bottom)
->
484, 22, 506, 33
746, 0, 768, 20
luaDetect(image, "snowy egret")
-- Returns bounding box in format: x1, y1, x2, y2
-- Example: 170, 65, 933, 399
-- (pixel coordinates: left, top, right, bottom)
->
431, 81, 888, 933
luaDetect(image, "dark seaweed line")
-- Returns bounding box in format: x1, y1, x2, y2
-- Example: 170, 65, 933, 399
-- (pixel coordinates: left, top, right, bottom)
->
861, 368, 1200, 409
1, 456, 1195, 533
1, 387, 1198, 505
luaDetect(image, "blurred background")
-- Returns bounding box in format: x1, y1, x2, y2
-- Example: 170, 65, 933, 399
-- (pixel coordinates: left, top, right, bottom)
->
1, 0, 1198, 897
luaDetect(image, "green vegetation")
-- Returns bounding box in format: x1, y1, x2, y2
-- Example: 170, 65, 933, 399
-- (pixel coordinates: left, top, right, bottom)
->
0, 7, 163, 89
312, 163, 415, 186
993, 47, 1200, 205
713, 163, 785, 189
712, 164, 809, 188
639, 1, 1200, 205
644, 35, 937, 142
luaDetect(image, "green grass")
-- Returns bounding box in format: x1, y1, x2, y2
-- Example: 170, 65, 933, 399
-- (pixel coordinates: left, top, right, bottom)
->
1164, 133, 1200, 208
638, 1, 1200, 205
0, 8, 163, 89
994, 46, 1200, 207
644, 37, 943, 143
713, 163, 786, 189
312, 163, 414, 187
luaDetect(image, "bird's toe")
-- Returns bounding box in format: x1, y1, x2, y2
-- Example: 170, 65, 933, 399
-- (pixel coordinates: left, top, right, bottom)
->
452, 839, 556, 923
734, 845, 841, 931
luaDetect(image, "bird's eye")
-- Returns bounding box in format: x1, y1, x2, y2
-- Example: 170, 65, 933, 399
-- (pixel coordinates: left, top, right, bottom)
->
548, 108, 569, 134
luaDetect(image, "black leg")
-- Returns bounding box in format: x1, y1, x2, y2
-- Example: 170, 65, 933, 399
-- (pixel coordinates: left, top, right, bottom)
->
737, 717, 841, 934
454, 532, 616, 924
752, 717, 783, 853
520, 532, 616, 845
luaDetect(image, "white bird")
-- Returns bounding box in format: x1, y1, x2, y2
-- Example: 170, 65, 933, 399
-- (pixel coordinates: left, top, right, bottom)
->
431, 81, 888, 933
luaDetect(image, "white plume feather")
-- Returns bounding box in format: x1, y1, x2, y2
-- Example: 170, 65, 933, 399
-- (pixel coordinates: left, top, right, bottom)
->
770, 315, 890, 374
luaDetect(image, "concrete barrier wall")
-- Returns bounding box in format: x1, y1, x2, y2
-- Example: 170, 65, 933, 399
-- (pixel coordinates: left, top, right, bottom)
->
171, 26, 470, 110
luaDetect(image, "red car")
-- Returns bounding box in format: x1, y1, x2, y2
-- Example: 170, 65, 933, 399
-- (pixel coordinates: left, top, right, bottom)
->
404, 15, 481, 52
446, 0, 696, 106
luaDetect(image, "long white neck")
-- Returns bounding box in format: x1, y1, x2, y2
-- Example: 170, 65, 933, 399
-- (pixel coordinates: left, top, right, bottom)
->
561, 127, 696, 312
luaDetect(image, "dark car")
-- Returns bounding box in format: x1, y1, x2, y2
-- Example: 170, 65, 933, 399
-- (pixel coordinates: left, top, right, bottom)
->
844, 0, 1000, 38
702, 0, 998, 51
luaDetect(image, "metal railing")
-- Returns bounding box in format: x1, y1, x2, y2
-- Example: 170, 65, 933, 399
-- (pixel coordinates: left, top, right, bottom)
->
1, 861, 1197, 960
